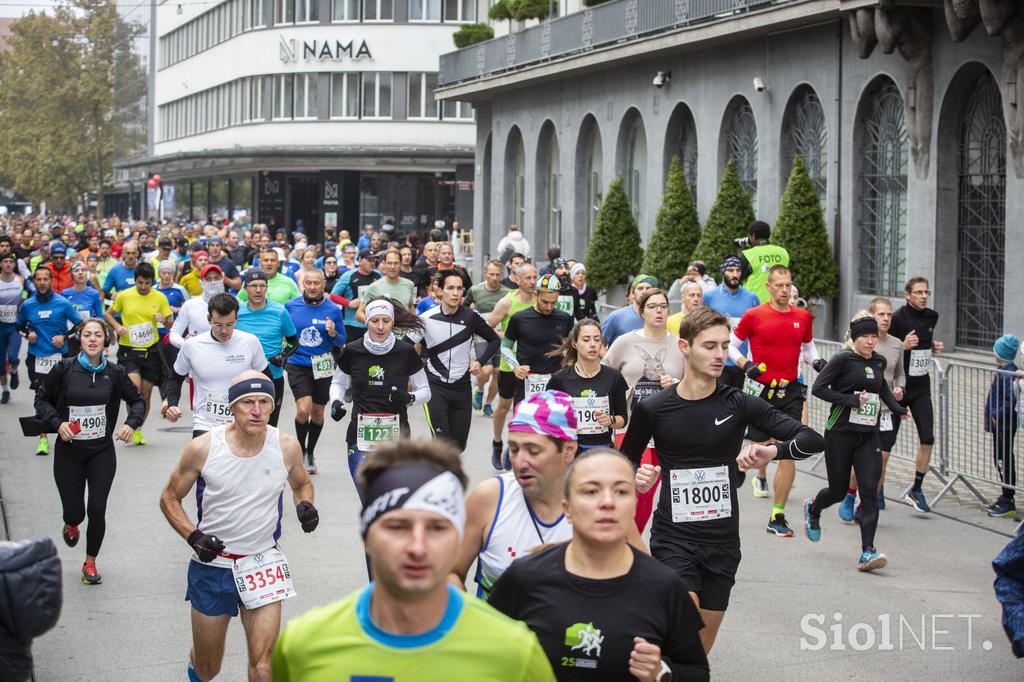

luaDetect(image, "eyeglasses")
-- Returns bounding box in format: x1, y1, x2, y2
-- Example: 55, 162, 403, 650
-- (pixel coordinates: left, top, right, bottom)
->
211, 322, 236, 331
644, 303, 669, 311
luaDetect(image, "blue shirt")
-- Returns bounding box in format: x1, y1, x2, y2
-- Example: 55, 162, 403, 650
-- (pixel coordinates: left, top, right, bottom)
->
59, 286, 103, 321
704, 284, 761, 365
601, 305, 643, 347
156, 285, 187, 311
238, 301, 298, 379
417, 297, 440, 315
284, 296, 346, 367
281, 261, 300, 280
16, 293, 82, 357
102, 263, 136, 296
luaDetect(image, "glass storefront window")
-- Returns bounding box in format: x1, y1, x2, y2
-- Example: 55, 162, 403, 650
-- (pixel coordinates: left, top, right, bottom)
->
359, 172, 455, 242
191, 180, 209, 221
231, 175, 253, 223
210, 178, 229, 223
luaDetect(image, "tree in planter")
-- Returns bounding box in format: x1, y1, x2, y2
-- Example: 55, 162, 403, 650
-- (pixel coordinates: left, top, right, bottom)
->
691, 159, 755, 275
771, 155, 839, 301
453, 23, 494, 48
584, 176, 644, 292
582, 0, 612, 6
488, 0, 514, 32
511, 0, 557, 21
641, 155, 701, 289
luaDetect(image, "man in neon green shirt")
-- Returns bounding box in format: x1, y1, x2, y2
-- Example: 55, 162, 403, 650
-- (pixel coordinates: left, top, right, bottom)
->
739, 220, 789, 303
238, 249, 299, 306
271, 440, 554, 682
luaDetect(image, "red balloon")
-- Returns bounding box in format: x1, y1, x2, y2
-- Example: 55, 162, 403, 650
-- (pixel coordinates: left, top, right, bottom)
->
152, 174, 161, 184
147, 179, 156, 189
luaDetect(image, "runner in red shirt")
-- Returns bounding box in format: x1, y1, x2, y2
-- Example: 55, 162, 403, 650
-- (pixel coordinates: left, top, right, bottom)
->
731, 265, 825, 537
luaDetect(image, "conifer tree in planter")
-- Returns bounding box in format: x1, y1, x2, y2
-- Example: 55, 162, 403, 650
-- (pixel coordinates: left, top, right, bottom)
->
488, 0, 514, 32
641, 155, 700, 290
772, 155, 839, 301
453, 23, 494, 48
584, 176, 644, 293
691, 159, 754, 274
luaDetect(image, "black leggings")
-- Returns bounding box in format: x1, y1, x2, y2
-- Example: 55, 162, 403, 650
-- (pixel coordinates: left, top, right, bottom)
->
426, 379, 472, 452
270, 376, 285, 427
993, 427, 1018, 499
811, 430, 882, 551
902, 386, 934, 445
54, 443, 117, 557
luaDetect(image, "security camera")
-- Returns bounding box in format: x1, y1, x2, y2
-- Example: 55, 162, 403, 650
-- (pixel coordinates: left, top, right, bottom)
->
652, 70, 671, 88
753, 77, 766, 93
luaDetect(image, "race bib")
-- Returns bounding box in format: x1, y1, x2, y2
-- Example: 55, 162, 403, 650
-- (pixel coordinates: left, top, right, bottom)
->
849, 392, 880, 426
670, 465, 732, 523
311, 352, 334, 380
204, 391, 233, 425
34, 353, 61, 375
742, 375, 764, 397
232, 548, 296, 611
525, 373, 551, 395
573, 395, 610, 436
69, 404, 105, 440
908, 349, 931, 377
0, 305, 17, 324
879, 411, 893, 432
357, 413, 399, 452
555, 295, 574, 315
78, 309, 91, 319
127, 322, 155, 347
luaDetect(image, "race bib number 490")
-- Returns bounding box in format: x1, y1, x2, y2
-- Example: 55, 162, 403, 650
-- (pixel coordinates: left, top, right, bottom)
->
69, 404, 106, 440
357, 413, 399, 452
670, 465, 732, 523
232, 548, 296, 611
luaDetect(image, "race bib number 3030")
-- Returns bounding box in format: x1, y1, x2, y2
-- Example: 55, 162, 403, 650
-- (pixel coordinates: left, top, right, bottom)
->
232, 548, 296, 611
670, 465, 732, 523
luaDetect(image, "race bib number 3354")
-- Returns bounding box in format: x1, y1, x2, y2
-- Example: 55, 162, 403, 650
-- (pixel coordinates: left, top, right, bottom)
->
232, 548, 296, 611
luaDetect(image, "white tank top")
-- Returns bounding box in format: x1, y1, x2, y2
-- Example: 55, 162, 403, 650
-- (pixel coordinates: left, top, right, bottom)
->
475, 472, 572, 599
195, 425, 289, 568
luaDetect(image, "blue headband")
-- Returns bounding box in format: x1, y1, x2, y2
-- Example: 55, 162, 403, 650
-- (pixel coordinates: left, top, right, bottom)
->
227, 377, 276, 406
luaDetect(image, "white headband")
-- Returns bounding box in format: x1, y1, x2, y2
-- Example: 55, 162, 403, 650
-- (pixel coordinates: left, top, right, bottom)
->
570, 263, 586, 277
365, 299, 394, 321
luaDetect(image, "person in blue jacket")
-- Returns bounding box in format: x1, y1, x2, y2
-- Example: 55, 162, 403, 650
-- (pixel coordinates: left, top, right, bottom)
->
60, 262, 104, 356
994, 529, 1024, 657
985, 334, 1021, 518
16, 266, 82, 455
703, 255, 761, 390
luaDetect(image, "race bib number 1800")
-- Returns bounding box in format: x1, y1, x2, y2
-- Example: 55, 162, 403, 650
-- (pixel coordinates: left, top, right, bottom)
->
232, 548, 296, 611
670, 465, 732, 523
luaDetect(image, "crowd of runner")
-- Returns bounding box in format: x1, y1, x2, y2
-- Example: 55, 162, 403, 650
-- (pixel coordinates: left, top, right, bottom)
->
2, 211, 1018, 681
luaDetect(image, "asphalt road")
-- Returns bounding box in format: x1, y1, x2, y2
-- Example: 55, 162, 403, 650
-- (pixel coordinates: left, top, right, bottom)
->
0, 381, 1019, 681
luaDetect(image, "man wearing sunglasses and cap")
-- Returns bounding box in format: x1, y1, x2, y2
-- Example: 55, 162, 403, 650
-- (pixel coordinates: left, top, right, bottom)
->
160, 368, 318, 682
272, 438, 553, 682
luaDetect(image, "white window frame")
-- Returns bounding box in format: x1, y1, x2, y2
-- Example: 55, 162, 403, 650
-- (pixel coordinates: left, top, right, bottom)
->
409, 0, 440, 22
294, 73, 318, 119
408, 72, 438, 120
330, 72, 360, 119
275, 0, 295, 24
363, 0, 393, 21
296, 0, 318, 23
273, 74, 294, 119
361, 72, 392, 119
443, 0, 474, 22
442, 99, 473, 120
332, 0, 360, 21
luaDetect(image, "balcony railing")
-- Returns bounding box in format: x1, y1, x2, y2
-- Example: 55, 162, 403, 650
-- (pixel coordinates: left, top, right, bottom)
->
439, 0, 801, 87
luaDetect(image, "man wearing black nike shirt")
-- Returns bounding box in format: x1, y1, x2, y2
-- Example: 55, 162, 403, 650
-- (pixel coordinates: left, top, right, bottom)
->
503, 273, 575, 405
621, 306, 824, 653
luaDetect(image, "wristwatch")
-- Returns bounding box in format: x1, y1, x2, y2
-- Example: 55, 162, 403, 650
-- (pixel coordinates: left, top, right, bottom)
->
657, 659, 672, 682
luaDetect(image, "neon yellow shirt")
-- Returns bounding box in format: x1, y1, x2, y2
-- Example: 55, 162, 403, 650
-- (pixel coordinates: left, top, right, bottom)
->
110, 287, 171, 349
667, 311, 685, 337
271, 584, 555, 682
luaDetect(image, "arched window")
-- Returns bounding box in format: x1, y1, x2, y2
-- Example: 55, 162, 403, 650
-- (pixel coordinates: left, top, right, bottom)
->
536, 123, 561, 251
664, 103, 698, 198
857, 79, 907, 296
585, 130, 602, 240
726, 99, 758, 204
575, 116, 602, 244
956, 70, 1006, 348
783, 88, 827, 200
626, 117, 646, 226
504, 127, 526, 234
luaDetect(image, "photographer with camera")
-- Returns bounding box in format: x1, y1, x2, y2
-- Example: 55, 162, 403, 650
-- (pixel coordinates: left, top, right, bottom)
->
735, 220, 789, 304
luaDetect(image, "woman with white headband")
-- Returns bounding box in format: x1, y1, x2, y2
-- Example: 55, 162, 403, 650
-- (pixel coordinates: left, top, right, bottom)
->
330, 296, 430, 493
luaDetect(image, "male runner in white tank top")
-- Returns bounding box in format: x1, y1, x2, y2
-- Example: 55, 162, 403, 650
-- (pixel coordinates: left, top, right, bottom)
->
452, 390, 578, 600
159, 370, 318, 682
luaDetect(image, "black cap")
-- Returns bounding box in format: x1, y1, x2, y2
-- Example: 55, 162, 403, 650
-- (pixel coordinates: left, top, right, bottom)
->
358, 248, 374, 261
244, 269, 269, 286
188, 240, 204, 252
207, 236, 222, 244
552, 258, 568, 270
176, 237, 189, 249
158, 237, 172, 248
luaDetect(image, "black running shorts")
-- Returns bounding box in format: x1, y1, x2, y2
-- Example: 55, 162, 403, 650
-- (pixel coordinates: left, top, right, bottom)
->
651, 532, 741, 612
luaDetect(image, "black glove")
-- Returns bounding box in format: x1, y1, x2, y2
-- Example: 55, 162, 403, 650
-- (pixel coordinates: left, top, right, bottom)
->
388, 385, 411, 409
188, 529, 225, 563
296, 501, 319, 533
330, 399, 347, 422
269, 353, 287, 367
743, 362, 763, 380
811, 358, 827, 373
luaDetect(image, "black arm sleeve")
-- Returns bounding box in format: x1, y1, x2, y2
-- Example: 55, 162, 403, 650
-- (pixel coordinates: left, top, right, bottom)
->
34, 362, 66, 432
163, 368, 188, 408
473, 316, 500, 364
879, 378, 907, 415
811, 355, 860, 408
119, 368, 146, 430
741, 395, 824, 460
620, 401, 655, 467
664, 583, 711, 681
282, 335, 299, 356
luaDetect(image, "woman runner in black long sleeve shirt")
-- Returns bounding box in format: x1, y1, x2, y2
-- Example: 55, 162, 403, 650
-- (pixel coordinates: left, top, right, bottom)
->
803, 314, 907, 573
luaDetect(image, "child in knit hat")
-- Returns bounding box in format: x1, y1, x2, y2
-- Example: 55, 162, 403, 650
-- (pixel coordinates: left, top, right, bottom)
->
985, 334, 1020, 517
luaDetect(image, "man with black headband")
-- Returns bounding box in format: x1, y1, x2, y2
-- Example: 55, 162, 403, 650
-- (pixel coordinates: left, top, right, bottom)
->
704, 255, 760, 390
160, 369, 318, 682
162, 293, 269, 438
271, 439, 554, 681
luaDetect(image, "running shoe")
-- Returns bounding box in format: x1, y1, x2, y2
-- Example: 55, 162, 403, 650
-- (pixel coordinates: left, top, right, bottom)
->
132, 430, 146, 446
766, 514, 794, 537
9, 368, 18, 390
63, 523, 80, 548
482, 404, 494, 417
491, 441, 503, 470
751, 477, 769, 498
838, 493, 856, 524
305, 452, 317, 475
35, 437, 48, 456
986, 497, 1017, 518
472, 387, 483, 411
857, 548, 888, 572
877, 487, 886, 510
904, 489, 931, 513
1, 389, 9, 404
803, 499, 821, 542
81, 560, 102, 585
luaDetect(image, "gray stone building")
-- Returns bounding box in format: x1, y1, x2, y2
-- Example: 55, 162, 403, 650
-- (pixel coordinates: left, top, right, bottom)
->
437, 0, 1023, 348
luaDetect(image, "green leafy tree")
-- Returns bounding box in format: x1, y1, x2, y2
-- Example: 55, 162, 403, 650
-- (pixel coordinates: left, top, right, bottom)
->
453, 23, 495, 48
0, 0, 145, 214
691, 159, 755, 274
510, 0, 557, 21
584, 176, 643, 292
488, 0, 515, 31
582, 0, 612, 6
772, 156, 839, 300
641, 156, 701, 289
